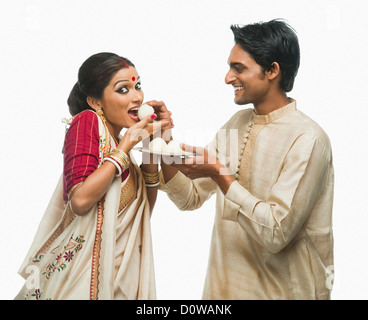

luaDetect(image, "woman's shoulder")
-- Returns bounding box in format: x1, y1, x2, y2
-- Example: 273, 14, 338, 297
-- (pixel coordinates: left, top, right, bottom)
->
69, 109, 98, 129
72, 109, 98, 123
66, 110, 99, 141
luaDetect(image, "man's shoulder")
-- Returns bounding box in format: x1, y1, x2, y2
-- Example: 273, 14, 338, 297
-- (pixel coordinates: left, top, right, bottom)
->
286, 109, 331, 149
294, 110, 328, 134
221, 108, 254, 129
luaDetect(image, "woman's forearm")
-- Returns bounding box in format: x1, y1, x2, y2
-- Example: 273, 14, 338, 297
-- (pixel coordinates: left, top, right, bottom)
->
141, 154, 159, 213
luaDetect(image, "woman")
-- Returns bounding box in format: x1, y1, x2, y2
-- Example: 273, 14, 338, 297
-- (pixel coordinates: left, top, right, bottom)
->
15, 52, 172, 300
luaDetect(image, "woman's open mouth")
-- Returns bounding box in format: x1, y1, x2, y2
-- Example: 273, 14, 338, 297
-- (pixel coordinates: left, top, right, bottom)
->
128, 107, 140, 121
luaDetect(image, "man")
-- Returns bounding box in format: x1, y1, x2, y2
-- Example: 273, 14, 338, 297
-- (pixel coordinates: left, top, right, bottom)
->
159, 19, 334, 299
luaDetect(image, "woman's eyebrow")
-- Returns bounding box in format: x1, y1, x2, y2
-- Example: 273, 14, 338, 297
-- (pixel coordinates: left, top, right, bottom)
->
114, 79, 129, 88
114, 76, 141, 88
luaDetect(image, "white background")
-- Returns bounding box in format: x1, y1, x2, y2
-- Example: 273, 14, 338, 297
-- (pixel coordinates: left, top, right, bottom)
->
1, 0, 367, 300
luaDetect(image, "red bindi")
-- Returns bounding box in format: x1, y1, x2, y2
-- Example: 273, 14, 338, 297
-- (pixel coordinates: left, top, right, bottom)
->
132, 76, 136, 81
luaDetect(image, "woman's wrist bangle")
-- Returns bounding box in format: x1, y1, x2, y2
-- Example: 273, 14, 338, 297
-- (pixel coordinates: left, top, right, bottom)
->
145, 181, 160, 188
140, 165, 160, 187
103, 148, 130, 177
103, 157, 123, 177
111, 149, 130, 169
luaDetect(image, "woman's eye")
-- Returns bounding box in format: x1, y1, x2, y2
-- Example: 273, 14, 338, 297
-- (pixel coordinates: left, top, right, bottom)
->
117, 87, 128, 94
136, 82, 142, 90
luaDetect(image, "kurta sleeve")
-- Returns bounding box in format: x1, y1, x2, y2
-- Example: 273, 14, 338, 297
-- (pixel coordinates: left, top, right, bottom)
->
159, 170, 217, 211
159, 111, 243, 211
224, 134, 332, 253
63, 110, 99, 201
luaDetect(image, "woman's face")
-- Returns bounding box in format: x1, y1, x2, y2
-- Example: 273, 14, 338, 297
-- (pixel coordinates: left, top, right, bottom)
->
100, 66, 144, 136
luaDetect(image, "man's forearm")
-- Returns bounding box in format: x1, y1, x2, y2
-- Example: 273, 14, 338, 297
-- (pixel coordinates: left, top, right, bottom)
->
160, 161, 179, 183
210, 163, 235, 195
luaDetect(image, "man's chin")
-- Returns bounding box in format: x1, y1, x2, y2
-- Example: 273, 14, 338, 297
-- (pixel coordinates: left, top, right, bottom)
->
234, 97, 251, 106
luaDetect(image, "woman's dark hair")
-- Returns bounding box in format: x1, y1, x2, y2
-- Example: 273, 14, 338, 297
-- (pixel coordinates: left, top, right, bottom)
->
67, 52, 135, 116
230, 19, 300, 92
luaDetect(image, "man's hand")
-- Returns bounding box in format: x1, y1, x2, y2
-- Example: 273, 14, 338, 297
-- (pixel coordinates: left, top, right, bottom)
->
168, 144, 219, 179
167, 144, 235, 194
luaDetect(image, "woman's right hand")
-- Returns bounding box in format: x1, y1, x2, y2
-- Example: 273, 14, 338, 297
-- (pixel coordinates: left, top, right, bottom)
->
117, 114, 170, 153
145, 100, 174, 142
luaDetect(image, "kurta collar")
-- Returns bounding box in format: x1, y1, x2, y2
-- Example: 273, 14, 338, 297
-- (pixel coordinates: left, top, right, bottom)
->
252, 98, 296, 125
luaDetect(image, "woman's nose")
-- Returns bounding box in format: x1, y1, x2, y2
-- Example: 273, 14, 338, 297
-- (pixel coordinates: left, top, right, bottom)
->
132, 89, 144, 103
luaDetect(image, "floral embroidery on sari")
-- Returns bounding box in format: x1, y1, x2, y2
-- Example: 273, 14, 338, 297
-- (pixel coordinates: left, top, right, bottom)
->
98, 136, 107, 163
43, 235, 85, 280
24, 289, 42, 300
32, 204, 76, 263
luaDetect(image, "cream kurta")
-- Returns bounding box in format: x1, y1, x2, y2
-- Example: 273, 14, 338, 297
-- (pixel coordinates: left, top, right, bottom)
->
159, 99, 334, 300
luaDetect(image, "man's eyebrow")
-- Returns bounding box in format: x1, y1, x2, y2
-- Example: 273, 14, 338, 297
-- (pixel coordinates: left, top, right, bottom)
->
229, 62, 245, 68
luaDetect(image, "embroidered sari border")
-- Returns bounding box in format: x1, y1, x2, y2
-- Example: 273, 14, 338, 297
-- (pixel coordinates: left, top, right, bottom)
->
90, 198, 104, 300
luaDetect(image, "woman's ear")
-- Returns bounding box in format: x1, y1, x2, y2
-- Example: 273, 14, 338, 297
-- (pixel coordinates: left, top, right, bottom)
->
86, 96, 102, 111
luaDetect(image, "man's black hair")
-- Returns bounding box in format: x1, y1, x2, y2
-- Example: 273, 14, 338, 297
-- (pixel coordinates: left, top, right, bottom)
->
231, 19, 300, 92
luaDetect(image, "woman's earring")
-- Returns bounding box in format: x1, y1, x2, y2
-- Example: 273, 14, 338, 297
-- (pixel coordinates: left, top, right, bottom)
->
96, 108, 104, 116
96, 108, 107, 124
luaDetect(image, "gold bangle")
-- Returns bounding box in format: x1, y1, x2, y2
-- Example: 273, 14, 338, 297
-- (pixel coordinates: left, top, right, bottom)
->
140, 166, 160, 184
109, 154, 129, 172
142, 175, 160, 183
109, 149, 130, 171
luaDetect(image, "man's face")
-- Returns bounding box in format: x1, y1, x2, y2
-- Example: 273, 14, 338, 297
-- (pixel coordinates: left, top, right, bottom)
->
225, 44, 270, 106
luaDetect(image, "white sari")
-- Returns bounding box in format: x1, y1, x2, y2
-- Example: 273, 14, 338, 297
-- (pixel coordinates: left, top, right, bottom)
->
15, 113, 156, 300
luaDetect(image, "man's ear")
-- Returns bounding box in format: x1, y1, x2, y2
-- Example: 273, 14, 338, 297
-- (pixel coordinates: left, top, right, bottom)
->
267, 62, 281, 80
86, 96, 102, 111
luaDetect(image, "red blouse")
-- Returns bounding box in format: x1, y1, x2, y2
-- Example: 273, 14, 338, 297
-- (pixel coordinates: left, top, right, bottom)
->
63, 110, 129, 202
63, 111, 99, 201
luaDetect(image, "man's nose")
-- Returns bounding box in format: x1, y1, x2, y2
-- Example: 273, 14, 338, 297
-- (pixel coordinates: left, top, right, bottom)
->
225, 70, 236, 84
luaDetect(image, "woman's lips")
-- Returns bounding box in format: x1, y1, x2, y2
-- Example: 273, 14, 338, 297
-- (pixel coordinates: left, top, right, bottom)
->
128, 113, 139, 121
128, 106, 140, 121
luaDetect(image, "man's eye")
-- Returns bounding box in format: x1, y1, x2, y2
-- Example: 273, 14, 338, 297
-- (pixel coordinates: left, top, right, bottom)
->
234, 66, 244, 73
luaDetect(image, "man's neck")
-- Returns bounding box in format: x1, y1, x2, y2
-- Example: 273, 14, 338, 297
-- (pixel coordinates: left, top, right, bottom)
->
253, 92, 289, 115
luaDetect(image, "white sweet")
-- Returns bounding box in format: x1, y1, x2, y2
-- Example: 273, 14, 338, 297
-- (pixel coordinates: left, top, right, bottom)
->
138, 104, 155, 120
148, 138, 167, 153
164, 140, 184, 154
147, 138, 191, 156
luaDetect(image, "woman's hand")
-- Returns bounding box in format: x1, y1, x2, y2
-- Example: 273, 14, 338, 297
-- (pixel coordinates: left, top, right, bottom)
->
70, 115, 169, 216
145, 100, 174, 142
118, 114, 170, 153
